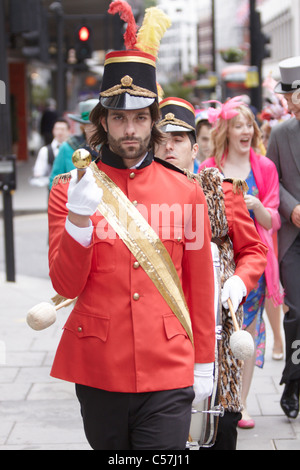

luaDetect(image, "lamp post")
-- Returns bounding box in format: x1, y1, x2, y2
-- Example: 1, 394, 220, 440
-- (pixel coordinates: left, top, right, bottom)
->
211, 0, 216, 73
49, 1, 65, 116
0, 0, 15, 282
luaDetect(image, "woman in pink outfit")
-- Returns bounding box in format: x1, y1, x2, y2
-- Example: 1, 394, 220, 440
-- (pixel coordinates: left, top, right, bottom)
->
199, 98, 283, 429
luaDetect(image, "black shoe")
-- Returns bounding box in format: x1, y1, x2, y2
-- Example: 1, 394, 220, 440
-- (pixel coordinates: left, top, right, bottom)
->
280, 381, 300, 419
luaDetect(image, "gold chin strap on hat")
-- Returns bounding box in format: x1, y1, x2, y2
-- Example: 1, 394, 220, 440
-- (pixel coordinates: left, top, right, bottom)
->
158, 113, 196, 132
100, 75, 158, 99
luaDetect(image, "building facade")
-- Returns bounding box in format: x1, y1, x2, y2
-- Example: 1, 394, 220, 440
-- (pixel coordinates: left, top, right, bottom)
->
259, 0, 300, 79
156, 0, 206, 84
157, 0, 248, 85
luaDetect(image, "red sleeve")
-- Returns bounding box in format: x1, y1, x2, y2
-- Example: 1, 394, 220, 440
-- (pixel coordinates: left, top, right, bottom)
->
48, 181, 94, 299
223, 182, 268, 297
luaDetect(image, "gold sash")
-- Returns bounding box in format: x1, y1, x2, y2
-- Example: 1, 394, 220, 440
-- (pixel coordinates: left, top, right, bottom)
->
89, 161, 194, 345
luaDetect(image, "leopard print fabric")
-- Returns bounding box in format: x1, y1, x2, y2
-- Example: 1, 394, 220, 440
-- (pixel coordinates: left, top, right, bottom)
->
186, 167, 245, 413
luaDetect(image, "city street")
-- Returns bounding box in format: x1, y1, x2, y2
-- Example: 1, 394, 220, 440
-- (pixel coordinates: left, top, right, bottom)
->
0, 158, 89, 449
0, 159, 299, 450
1, 0, 300, 453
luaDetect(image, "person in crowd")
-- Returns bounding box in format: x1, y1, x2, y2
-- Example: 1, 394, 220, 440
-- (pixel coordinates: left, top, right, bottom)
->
32, 118, 70, 185
156, 97, 199, 172
48, 99, 98, 189
258, 90, 291, 361
267, 56, 300, 419
47, 5, 217, 449
156, 96, 268, 449
40, 98, 58, 145
195, 109, 212, 170
198, 96, 282, 430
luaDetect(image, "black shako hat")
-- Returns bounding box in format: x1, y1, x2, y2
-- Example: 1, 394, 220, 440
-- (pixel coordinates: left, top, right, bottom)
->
99, 50, 158, 110
99, 1, 171, 110
158, 97, 196, 139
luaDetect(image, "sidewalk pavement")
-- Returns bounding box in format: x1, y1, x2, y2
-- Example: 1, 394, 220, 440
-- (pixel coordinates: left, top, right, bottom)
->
0, 158, 299, 450
0, 158, 90, 449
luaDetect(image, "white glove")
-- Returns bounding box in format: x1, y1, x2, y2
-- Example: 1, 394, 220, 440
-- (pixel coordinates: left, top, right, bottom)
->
221, 275, 247, 314
193, 363, 214, 406
66, 168, 103, 216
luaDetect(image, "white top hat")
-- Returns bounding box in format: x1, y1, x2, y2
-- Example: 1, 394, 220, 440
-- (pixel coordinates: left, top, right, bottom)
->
275, 56, 300, 94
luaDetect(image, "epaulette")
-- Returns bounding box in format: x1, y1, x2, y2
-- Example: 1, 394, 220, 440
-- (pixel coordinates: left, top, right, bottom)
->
52, 172, 72, 187
223, 177, 248, 195
153, 159, 249, 195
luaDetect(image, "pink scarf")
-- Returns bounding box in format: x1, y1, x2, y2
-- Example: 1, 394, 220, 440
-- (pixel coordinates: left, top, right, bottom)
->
199, 148, 284, 306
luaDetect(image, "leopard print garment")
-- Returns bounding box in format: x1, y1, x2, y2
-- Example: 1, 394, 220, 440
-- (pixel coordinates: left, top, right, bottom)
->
186, 167, 245, 413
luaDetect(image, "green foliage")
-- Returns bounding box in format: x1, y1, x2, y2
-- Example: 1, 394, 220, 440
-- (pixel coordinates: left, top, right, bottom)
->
161, 81, 194, 101
219, 47, 246, 63
144, 0, 157, 7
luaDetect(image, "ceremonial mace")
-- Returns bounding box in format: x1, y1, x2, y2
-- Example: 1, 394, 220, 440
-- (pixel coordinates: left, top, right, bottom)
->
72, 148, 92, 180
26, 149, 92, 331
27, 298, 76, 331
228, 298, 254, 360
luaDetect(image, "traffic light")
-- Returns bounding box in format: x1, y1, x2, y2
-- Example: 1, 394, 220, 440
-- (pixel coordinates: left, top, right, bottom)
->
10, 0, 49, 62
250, 10, 271, 66
261, 32, 271, 60
249, 2, 271, 111
75, 25, 93, 62
22, 3, 49, 62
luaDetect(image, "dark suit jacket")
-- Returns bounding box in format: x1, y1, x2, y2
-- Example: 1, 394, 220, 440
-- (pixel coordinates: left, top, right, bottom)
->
267, 117, 300, 261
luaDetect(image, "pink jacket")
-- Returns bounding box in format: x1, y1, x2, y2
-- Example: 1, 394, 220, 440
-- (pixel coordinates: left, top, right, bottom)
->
199, 148, 283, 306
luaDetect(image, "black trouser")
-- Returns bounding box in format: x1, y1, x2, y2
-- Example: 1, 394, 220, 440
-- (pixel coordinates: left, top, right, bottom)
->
280, 233, 300, 384
75, 384, 194, 450
200, 411, 242, 451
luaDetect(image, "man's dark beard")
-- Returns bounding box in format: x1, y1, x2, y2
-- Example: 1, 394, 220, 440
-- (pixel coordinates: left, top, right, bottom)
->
107, 132, 151, 161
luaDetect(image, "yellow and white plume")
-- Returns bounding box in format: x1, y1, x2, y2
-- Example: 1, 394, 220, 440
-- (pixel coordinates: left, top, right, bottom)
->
135, 7, 172, 58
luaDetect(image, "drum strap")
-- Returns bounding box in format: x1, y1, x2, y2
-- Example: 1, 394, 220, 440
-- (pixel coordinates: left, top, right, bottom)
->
89, 161, 194, 345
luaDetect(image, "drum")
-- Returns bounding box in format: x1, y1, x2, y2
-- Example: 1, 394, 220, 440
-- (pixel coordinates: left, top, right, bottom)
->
187, 243, 224, 449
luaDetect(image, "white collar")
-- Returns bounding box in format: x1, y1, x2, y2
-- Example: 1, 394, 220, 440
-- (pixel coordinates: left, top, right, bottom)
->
129, 153, 148, 169
51, 138, 61, 149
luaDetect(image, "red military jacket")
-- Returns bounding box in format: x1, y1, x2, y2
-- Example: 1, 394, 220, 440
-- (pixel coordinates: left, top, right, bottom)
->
48, 149, 216, 393
221, 181, 268, 294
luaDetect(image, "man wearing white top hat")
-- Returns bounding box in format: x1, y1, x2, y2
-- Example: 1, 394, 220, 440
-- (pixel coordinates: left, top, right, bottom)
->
267, 56, 300, 419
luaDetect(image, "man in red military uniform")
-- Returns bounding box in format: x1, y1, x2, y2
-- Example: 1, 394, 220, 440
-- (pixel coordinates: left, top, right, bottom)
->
48, 47, 216, 449
156, 96, 268, 449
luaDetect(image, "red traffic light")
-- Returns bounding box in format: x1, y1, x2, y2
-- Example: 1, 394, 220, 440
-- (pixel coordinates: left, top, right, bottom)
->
78, 26, 90, 42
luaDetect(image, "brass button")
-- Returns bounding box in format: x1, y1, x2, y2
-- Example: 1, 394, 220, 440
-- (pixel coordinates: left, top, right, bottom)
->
132, 200, 138, 206
77, 326, 83, 332
133, 293, 140, 301
129, 172, 136, 179
133, 261, 140, 269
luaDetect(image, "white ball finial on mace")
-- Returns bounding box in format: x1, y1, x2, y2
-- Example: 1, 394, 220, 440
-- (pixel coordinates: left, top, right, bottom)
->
228, 298, 255, 361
